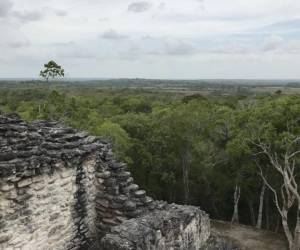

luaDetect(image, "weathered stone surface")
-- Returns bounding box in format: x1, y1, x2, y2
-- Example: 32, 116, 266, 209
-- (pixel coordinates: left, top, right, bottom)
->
101, 204, 210, 250
0, 114, 108, 250
134, 190, 146, 198
124, 201, 137, 211
0, 234, 12, 243
17, 178, 32, 188
114, 195, 128, 204
96, 171, 111, 179
0, 182, 14, 191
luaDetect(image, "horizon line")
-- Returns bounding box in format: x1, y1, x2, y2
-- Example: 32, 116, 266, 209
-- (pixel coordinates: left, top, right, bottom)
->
0, 77, 300, 81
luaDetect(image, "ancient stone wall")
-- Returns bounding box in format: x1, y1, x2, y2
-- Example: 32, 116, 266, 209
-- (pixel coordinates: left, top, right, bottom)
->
0, 114, 104, 250
0, 114, 212, 250
100, 204, 210, 250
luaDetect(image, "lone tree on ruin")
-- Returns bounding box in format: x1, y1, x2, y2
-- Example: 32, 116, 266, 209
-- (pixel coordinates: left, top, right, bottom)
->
40, 60, 64, 82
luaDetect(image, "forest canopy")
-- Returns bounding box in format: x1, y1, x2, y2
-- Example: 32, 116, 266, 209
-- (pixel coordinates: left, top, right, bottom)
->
1, 82, 300, 248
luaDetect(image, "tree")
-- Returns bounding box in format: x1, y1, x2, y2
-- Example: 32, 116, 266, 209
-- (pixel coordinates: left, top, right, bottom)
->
234, 96, 300, 249
40, 60, 65, 82
97, 121, 132, 161
231, 184, 241, 224
256, 182, 266, 229
255, 138, 300, 250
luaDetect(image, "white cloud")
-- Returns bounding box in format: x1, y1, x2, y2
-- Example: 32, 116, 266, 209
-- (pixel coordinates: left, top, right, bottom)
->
262, 35, 284, 51
54, 10, 68, 17
286, 40, 300, 53
12, 10, 43, 22
128, 1, 152, 13
8, 40, 30, 48
0, 0, 13, 17
100, 29, 129, 40
0, 0, 300, 78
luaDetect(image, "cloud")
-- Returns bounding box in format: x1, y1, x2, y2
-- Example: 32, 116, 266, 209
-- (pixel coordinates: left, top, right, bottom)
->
8, 40, 30, 48
128, 1, 152, 13
286, 40, 300, 54
1, 0, 300, 78
195, 0, 205, 10
131, 36, 197, 57
100, 29, 129, 40
262, 35, 284, 51
55, 10, 68, 17
211, 42, 252, 54
259, 19, 300, 34
58, 50, 94, 59
164, 41, 196, 55
0, 0, 13, 17
51, 41, 75, 47
12, 10, 43, 22
99, 17, 109, 22
157, 3, 166, 10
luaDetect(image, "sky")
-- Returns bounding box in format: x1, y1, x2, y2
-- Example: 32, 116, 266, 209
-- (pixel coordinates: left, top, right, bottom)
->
0, 0, 300, 79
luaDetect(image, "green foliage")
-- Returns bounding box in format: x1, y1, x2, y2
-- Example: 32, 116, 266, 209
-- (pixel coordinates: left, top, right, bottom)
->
1, 84, 300, 230
97, 121, 132, 161
40, 60, 65, 81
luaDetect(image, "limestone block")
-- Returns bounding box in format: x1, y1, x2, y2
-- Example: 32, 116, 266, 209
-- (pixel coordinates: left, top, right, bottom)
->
32, 175, 44, 183
102, 218, 119, 226
114, 195, 128, 204
134, 190, 146, 198
60, 170, 73, 179
17, 178, 32, 188
33, 182, 45, 191
5, 189, 17, 199
0, 233, 12, 244
0, 182, 14, 192
96, 171, 111, 179
101, 204, 210, 250
103, 178, 116, 187
116, 171, 131, 181
97, 178, 104, 185
96, 198, 110, 208
124, 201, 136, 211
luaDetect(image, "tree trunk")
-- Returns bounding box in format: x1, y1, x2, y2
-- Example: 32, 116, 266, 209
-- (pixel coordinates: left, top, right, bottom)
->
275, 214, 280, 233
231, 185, 241, 224
256, 183, 266, 229
282, 210, 294, 250
265, 189, 270, 230
293, 207, 300, 250
248, 200, 256, 226
204, 177, 220, 218
38, 104, 41, 116
181, 149, 191, 204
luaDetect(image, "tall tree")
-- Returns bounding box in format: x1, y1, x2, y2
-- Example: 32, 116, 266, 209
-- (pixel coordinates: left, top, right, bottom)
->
256, 182, 266, 229
231, 184, 241, 224
255, 138, 300, 250
40, 60, 65, 82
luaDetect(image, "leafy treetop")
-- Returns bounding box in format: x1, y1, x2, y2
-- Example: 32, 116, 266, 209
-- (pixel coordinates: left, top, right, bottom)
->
40, 60, 65, 81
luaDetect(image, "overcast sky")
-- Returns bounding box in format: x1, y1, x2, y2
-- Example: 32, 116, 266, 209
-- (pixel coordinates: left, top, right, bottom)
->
1, 0, 300, 79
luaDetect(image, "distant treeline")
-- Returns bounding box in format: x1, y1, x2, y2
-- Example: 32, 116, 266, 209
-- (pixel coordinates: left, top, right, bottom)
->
1, 79, 300, 89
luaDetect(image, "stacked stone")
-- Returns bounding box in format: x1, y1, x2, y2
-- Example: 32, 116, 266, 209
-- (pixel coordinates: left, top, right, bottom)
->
100, 204, 211, 250
94, 149, 155, 237
0, 114, 107, 250
0, 113, 107, 179
0, 162, 79, 249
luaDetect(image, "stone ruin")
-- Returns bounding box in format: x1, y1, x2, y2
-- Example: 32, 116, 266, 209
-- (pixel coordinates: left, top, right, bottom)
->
0, 114, 234, 250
